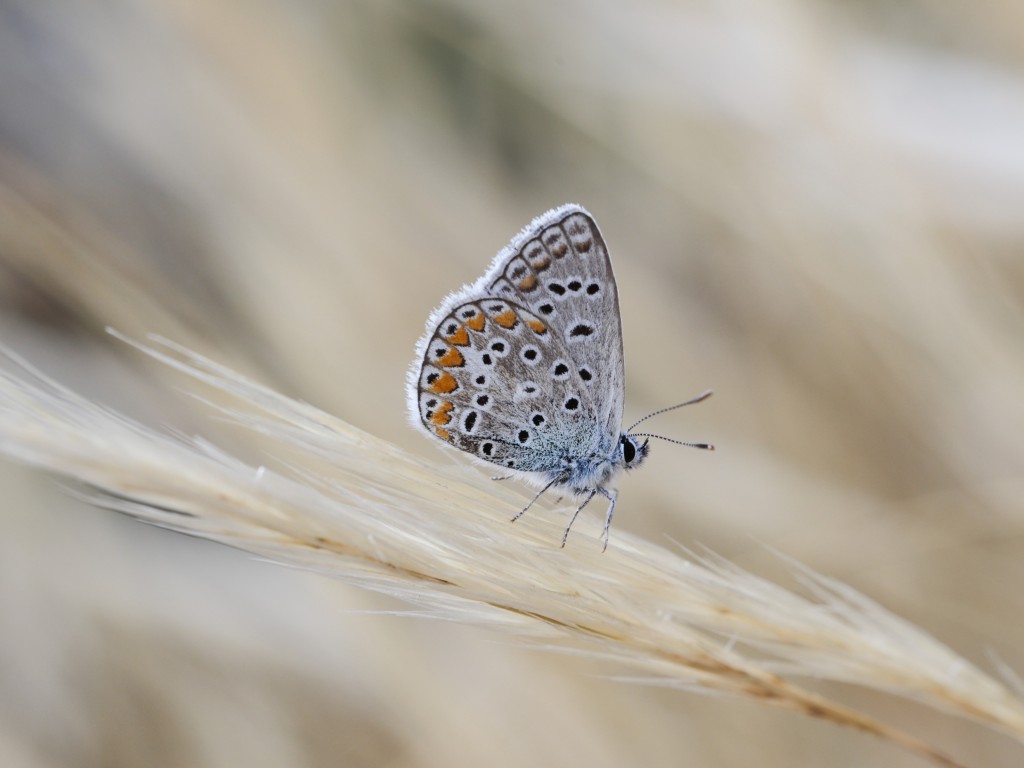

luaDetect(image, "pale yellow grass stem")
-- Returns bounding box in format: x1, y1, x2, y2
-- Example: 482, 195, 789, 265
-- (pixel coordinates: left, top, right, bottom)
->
1, 335, 1021, 768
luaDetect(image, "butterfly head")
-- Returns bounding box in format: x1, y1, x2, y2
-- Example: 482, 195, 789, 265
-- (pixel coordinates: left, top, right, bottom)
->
621, 390, 716, 469
619, 433, 650, 472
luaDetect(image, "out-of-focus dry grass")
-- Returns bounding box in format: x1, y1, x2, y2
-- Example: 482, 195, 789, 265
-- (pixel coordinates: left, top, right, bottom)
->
0, 1, 1022, 767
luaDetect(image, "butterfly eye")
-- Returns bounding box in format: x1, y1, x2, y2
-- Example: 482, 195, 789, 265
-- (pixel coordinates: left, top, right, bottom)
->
621, 436, 637, 464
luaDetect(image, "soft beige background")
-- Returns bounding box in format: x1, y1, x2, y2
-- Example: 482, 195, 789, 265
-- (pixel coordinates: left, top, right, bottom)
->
1, 1, 1023, 766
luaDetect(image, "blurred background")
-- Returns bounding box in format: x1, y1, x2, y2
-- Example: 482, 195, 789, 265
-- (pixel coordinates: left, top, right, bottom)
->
1, 1, 1023, 766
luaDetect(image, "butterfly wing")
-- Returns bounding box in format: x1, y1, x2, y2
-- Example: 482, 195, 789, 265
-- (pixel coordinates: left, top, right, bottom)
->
408, 205, 626, 475
482, 205, 624, 438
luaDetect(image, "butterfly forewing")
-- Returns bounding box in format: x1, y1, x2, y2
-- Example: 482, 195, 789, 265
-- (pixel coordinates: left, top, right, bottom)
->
484, 207, 625, 437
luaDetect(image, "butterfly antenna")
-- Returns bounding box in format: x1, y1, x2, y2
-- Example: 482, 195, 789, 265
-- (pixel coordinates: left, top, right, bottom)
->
626, 389, 713, 432
631, 433, 714, 451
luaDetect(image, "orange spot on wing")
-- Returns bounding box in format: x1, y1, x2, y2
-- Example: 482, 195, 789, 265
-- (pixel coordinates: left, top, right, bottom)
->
437, 346, 464, 367
466, 313, 486, 332
527, 245, 553, 268
493, 309, 518, 329
527, 319, 547, 335
445, 325, 470, 346
575, 238, 593, 253
430, 401, 454, 425
434, 427, 452, 442
518, 274, 537, 291
428, 372, 458, 394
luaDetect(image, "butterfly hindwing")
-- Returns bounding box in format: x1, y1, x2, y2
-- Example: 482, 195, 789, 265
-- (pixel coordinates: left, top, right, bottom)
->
415, 298, 598, 472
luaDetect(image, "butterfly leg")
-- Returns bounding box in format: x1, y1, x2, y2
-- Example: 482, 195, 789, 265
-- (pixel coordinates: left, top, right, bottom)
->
597, 487, 618, 552
510, 475, 561, 524
561, 489, 598, 548
491, 474, 514, 481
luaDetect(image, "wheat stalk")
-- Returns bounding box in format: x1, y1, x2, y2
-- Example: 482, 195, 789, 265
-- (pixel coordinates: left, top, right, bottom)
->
0, 334, 1021, 768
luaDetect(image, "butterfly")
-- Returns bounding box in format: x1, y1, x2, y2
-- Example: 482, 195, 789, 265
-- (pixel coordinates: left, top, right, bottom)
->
407, 204, 712, 550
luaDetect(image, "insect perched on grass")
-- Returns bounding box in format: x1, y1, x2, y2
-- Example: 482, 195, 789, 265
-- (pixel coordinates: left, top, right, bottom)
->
408, 204, 712, 549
